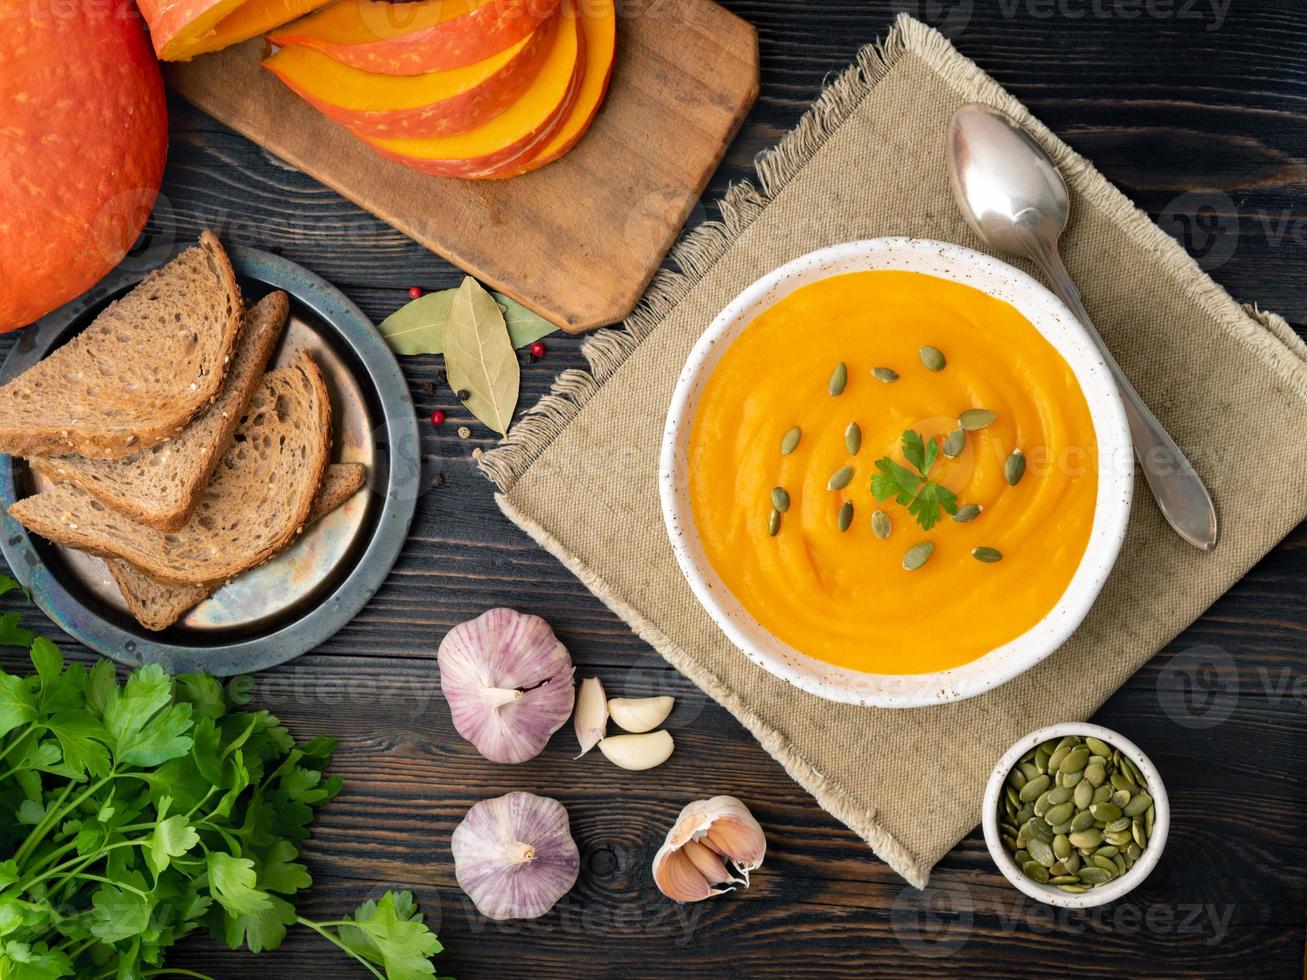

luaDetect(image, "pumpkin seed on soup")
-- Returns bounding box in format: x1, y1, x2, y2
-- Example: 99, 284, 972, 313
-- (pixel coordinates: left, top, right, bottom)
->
943, 428, 966, 458
953, 503, 982, 524
919, 346, 946, 371
902, 541, 934, 571
837, 501, 853, 532
781, 427, 801, 455
827, 466, 854, 491
959, 408, 997, 431
845, 422, 862, 455
996, 733, 1156, 892
872, 367, 899, 383
771, 487, 790, 513
828, 362, 848, 396
1005, 449, 1027, 486
972, 547, 1003, 563
768, 510, 780, 537
872, 509, 892, 540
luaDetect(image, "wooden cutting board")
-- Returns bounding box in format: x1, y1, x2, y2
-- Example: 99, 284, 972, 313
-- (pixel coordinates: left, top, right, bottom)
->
166, 2, 759, 333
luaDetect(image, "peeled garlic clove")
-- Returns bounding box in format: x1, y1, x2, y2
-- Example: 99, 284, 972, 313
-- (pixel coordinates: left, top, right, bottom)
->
452, 791, 580, 920
608, 695, 674, 733
573, 676, 607, 758
438, 608, 575, 764
652, 796, 767, 903
597, 730, 673, 770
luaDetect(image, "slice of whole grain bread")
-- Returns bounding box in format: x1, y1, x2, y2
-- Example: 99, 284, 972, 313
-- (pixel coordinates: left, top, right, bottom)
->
8, 350, 331, 584
0, 231, 243, 460
107, 462, 367, 631
30, 291, 290, 532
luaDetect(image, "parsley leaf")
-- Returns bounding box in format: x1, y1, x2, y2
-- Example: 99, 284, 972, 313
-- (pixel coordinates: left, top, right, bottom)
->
339, 890, 443, 980
871, 429, 959, 531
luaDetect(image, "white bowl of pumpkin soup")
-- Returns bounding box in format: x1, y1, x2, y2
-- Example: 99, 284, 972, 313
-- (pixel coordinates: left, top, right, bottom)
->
659, 238, 1133, 707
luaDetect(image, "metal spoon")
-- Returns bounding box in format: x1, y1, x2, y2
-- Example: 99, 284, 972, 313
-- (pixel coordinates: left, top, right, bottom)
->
946, 103, 1217, 551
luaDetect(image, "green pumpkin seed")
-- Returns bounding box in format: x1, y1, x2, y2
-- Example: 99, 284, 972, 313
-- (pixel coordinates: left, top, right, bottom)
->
1044, 802, 1074, 826
1059, 770, 1083, 788
1004, 449, 1026, 486
1090, 802, 1122, 822
1114, 854, 1127, 875
1124, 792, 1152, 817
781, 427, 801, 455
1016, 802, 1035, 823
943, 428, 966, 458
1022, 817, 1053, 844
872, 367, 899, 383
845, 422, 862, 455
1053, 834, 1072, 861
1023, 861, 1051, 884
1034, 745, 1051, 773
1050, 820, 1073, 836
1145, 804, 1155, 837
1069, 828, 1102, 849
827, 465, 854, 491
1085, 736, 1112, 757
1094, 845, 1119, 859
837, 501, 854, 532
919, 345, 946, 371
1018, 774, 1050, 803
1110, 789, 1131, 809
1110, 772, 1137, 793
972, 546, 1003, 563
1077, 866, 1112, 885
828, 362, 848, 396
872, 509, 892, 540
1046, 786, 1073, 806
1070, 811, 1096, 834
953, 503, 982, 523
1126, 843, 1142, 863
1033, 790, 1053, 818
771, 487, 790, 513
1065, 853, 1081, 873
1057, 884, 1087, 893
1132, 819, 1147, 848
1049, 875, 1079, 885
1084, 762, 1106, 788
1092, 855, 1117, 872
902, 541, 934, 571
1073, 780, 1094, 810
1092, 785, 1113, 805
768, 510, 781, 537
1105, 817, 1131, 834
1019, 761, 1040, 781
1027, 838, 1055, 868
1106, 830, 1133, 847
959, 408, 997, 431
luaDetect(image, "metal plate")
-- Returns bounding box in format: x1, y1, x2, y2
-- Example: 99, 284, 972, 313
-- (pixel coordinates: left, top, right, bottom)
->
0, 244, 420, 675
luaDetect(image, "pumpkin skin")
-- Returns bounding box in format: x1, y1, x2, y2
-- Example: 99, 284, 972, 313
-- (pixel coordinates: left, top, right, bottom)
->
0, 1, 168, 332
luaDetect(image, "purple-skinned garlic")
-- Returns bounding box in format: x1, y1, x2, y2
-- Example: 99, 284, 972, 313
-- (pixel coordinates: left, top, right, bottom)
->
452, 791, 580, 920
653, 796, 766, 903
438, 608, 575, 764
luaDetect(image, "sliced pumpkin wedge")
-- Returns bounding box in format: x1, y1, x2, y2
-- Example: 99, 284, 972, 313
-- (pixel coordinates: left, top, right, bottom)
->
493, 0, 615, 177
187, 0, 334, 57
357, 0, 583, 178
138, 0, 250, 60
265, 11, 558, 138
268, 0, 560, 75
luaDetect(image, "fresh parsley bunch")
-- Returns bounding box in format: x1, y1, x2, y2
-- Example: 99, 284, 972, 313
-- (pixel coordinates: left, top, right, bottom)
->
871, 429, 959, 531
0, 629, 443, 979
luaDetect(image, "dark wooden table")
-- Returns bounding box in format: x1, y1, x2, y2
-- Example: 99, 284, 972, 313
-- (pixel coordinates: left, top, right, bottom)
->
4, 1, 1306, 975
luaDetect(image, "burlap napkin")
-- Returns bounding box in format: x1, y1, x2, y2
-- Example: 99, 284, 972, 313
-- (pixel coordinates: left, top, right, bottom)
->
478, 15, 1307, 886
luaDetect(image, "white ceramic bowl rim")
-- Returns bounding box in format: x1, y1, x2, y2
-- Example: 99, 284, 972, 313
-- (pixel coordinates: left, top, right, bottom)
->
658, 237, 1134, 707
981, 722, 1170, 908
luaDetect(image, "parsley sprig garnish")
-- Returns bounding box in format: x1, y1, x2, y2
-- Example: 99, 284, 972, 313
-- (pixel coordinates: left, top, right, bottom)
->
871, 429, 959, 531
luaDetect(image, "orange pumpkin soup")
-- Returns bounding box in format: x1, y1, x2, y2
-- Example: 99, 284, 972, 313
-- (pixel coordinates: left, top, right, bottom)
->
687, 270, 1098, 674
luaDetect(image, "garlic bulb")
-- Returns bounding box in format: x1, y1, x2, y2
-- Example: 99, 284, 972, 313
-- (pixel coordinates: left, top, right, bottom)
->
598, 730, 673, 770
608, 695, 674, 733
652, 796, 766, 903
573, 676, 607, 757
452, 791, 580, 920
438, 608, 574, 764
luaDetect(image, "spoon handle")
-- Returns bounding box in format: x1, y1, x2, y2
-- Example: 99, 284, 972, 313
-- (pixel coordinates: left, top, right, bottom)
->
1028, 239, 1218, 551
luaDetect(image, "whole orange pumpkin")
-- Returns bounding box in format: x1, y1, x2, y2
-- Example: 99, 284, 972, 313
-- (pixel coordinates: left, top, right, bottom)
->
0, 0, 168, 332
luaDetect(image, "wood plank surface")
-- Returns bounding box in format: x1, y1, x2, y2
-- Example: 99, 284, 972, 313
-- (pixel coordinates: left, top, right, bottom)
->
165, 0, 759, 332
3, 0, 1307, 976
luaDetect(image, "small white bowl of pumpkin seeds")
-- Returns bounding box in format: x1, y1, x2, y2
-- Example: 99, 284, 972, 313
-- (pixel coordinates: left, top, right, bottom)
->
982, 723, 1169, 908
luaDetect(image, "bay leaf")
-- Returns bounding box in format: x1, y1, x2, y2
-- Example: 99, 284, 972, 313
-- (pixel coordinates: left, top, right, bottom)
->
443, 277, 519, 435
378, 291, 454, 355
379, 287, 556, 356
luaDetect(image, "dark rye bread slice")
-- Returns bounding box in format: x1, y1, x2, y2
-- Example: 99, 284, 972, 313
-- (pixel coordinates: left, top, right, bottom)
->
8, 351, 331, 585
106, 463, 367, 631
0, 231, 243, 461
30, 292, 290, 532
